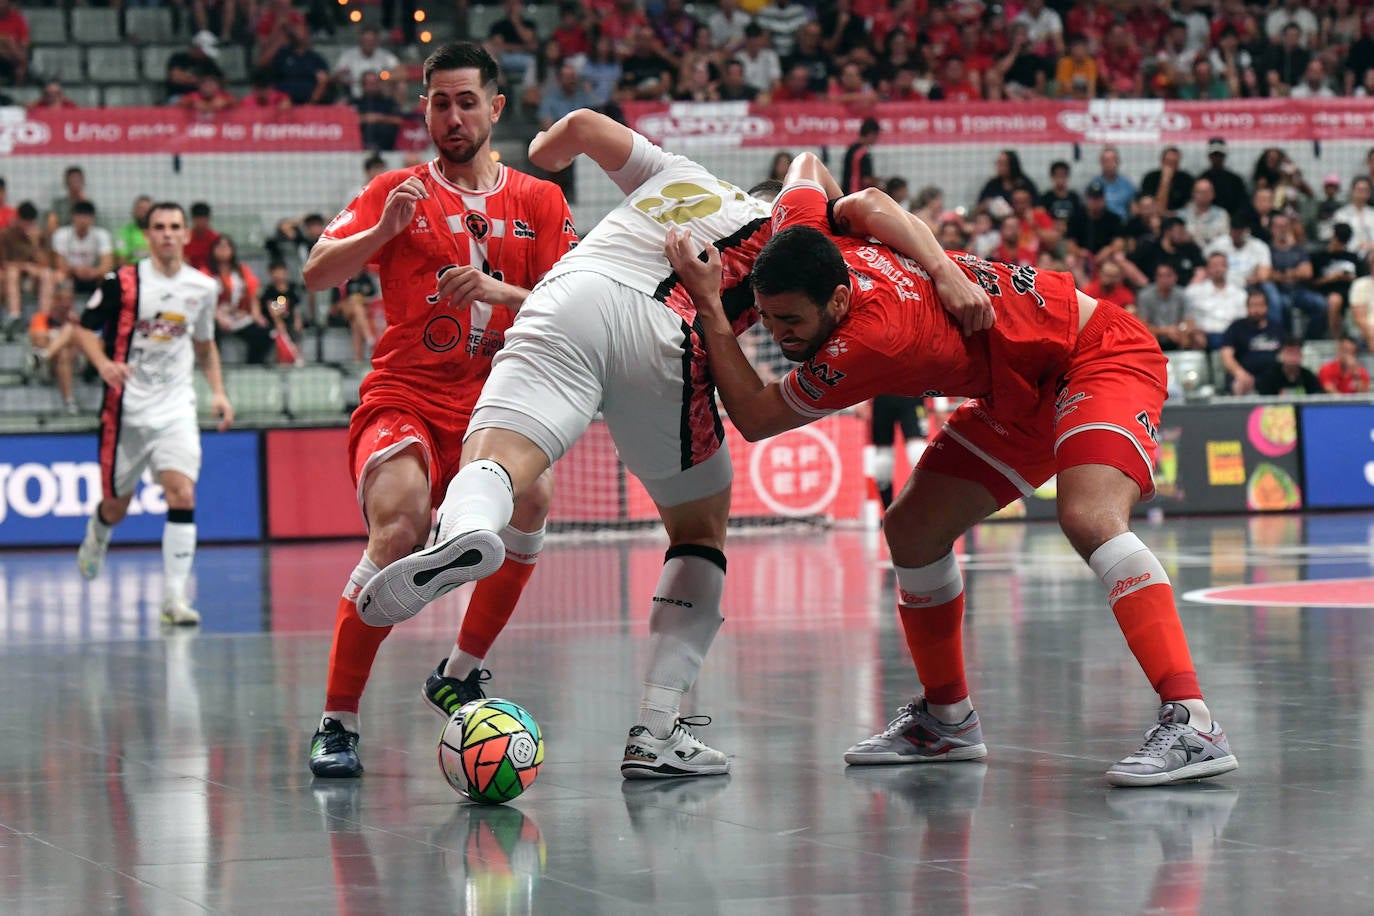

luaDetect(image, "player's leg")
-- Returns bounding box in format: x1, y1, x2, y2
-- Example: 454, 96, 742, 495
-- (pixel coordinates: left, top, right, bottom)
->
1055, 297, 1235, 786
48, 324, 76, 410
426, 468, 554, 719
3, 264, 21, 326
621, 457, 734, 780
78, 411, 145, 579
156, 469, 201, 626
357, 273, 611, 625
313, 413, 433, 778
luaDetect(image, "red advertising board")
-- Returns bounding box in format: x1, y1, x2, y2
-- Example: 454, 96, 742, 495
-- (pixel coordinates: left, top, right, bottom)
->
0, 106, 362, 155
621, 98, 1374, 148
265, 428, 364, 539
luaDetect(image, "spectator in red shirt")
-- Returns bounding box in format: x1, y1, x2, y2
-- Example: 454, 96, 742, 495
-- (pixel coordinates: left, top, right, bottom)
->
1318, 335, 1372, 393
1085, 258, 1137, 311
184, 201, 221, 272
254, 0, 307, 67
771, 64, 817, 102
552, 3, 591, 59
1127, 0, 1173, 52
1010, 186, 1058, 256
0, 178, 13, 231
930, 56, 981, 102
1098, 22, 1143, 96
180, 73, 238, 115
0, 0, 29, 85
241, 69, 293, 110
27, 80, 79, 111
1066, 0, 1113, 51
602, 0, 650, 57
992, 215, 1038, 267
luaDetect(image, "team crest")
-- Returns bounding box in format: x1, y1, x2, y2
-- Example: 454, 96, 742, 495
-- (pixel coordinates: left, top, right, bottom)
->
464, 212, 490, 240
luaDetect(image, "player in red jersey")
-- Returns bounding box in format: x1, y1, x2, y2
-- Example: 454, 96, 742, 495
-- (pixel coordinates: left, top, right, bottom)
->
302, 43, 577, 778
665, 155, 1238, 788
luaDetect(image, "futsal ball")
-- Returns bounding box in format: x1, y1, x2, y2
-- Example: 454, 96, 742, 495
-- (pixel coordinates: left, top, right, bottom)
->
439, 699, 544, 804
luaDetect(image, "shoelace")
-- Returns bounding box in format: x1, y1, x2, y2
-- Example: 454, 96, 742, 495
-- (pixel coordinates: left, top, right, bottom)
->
673, 715, 713, 739
1132, 722, 1189, 757
879, 703, 921, 738
317, 722, 356, 755
459, 667, 493, 699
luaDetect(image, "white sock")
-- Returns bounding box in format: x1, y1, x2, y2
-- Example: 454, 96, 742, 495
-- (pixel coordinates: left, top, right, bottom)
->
162, 522, 196, 605
444, 652, 483, 679
90, 508, 114, 542
640, 548, 727, 739
1178, 698, 1212, 731
499, 523, 544, 565
437, 459, 515, 541
871, 445, 895, 491
344, 552, 381, 601
927, 698, 974, 724
322, 711, 360, 734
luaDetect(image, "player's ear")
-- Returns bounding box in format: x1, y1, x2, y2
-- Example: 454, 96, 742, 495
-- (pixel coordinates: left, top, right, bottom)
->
489, 88, 506, 122
830, 283, 850, 320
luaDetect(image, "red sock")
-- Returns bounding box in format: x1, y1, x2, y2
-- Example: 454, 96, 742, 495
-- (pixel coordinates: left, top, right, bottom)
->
457, 557, 536, 659
1111, 583, 1201, 701
897, 593, 968, 706
324, 596, 392, 713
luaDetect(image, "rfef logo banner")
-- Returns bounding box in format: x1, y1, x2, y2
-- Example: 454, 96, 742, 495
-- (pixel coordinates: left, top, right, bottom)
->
0, 433, 261, 546
1299, 405, 1374, 509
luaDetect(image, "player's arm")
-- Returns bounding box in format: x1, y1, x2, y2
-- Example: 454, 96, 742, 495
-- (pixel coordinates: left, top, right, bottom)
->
665, 227, 810, 441
193, 337, 234, 431
76, 273, 132, 389
528, 109, 636, 176
303, 177, 427, 291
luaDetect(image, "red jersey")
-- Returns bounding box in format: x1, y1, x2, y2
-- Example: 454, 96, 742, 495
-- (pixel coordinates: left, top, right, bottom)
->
1317, 360, 1371, 394
772, 183, 1080, 421
323, 162, 576, 417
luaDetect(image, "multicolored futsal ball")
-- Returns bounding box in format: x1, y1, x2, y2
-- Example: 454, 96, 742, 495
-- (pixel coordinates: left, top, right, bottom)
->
439, 699, 544, 804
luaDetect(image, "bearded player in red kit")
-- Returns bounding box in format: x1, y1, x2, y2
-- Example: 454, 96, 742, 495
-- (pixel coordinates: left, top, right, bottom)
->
302, 42, 577, 778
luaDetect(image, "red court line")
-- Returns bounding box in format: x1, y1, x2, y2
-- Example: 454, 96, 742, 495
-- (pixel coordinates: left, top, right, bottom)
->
1183, 578, 1374, 608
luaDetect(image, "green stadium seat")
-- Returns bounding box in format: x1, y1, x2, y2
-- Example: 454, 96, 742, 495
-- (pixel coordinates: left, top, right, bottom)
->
0, 342, 27, 373
141, 45, 180, 86
64, 85, 103, 108
71, 7, 122, 44
125, 7, 178, 44
86, 46, 141, 85
1166, 350, 1211, 391
1302, 340, 1337, 373
102, 84, 159, 107
224, 367, 286, 418
25, 9, 67, 45
218, 46, 249, 84
30, 46, 84, 83
0, 387, 61, 415
285, 366, 345, 418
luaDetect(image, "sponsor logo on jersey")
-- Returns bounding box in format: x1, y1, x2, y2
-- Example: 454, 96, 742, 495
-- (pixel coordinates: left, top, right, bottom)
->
413, 214, 431, 233
806, 361, 846, 388
422, 315, 463, 353
1055, 389, 1090, 423
826, 340, 847, 357
651, 596, 694, 608
512, 219, 535, 240
325, 208, 354, 233
795, 370, 823, 400
1136, 410, 1159, 444
464, 211, 490, 240
136, 312, 188, 342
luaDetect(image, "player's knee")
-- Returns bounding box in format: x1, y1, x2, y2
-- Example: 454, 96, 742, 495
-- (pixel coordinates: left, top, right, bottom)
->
1056, 499, 1124, 559
512, 470, 553, 528
882, 500, 955, 566
368, 514, 429, 564
162, 481, 196, 509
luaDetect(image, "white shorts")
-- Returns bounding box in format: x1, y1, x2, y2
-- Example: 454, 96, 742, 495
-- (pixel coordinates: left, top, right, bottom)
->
103, 409, 202, 499
469, 271, 733, 507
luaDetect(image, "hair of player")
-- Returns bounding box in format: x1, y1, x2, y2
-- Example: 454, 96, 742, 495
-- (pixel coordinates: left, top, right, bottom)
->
424, 42, 500, 93
148, 201, 187, 225
16, 201, 37, 221
752, 226, 849, 307
72, 200, 96, 217
190, 201, 211, 219
747, 178, 783, 201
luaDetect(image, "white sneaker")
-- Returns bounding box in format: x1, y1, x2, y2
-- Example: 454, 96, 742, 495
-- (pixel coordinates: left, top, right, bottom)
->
621, 716, 730, 779
77, 515, 111, 580
161, 599, 201, 626
355, 528, 505, 627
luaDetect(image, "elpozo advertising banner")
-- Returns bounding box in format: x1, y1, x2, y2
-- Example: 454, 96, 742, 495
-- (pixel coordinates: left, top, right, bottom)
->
0, 105, 362, 156
0, 432, 261, 546
1299, 404, 1374, 509
622, 98, 1374, 149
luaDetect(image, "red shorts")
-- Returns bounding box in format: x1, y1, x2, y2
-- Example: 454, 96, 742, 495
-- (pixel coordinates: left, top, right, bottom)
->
918, 302, 1166, 508
348, 399, 470, 514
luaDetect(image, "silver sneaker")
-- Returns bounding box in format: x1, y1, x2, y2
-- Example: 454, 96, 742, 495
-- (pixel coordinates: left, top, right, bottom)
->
355, 528, 505, 627
844, 699, 988, 765
1106, 703, 1238, 787
77, 515, 111, 580
160, 598, 201, 627
621, 716, 729, 779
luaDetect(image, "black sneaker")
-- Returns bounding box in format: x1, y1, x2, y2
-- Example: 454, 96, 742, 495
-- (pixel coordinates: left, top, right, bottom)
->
421, 659, 491, 720
309, 717, 363, 778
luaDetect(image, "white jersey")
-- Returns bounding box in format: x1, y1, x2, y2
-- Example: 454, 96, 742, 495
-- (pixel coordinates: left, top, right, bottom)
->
51, 225, 113, 269
82, 260, 217, 422
542, 133, 772, 299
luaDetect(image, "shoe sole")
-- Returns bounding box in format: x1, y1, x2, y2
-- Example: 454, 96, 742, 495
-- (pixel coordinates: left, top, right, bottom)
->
1106, 754, 1238, 787
161, 616, 201, 627
310, 761, 364, 778
844, 743, 988, 765
356, 529, 505, 627
419, 684, 468, 722
621, 761, 730, 780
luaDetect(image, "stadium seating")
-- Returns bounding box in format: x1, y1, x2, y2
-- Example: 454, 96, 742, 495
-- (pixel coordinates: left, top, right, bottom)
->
70, 7, 122, 45
125, 7, 179, 45
85, 47, 141, 86
24, 8, 66, 46
285, 365, 346, 419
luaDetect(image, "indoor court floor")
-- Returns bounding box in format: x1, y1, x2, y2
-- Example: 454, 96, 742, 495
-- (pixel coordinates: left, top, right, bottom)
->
2, 511, 1373, 914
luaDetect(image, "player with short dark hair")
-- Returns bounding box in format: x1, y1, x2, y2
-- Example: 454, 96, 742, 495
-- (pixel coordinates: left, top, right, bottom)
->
73, 201, 234, 627
664, 159, 1238, 787
302, 42, 577, 779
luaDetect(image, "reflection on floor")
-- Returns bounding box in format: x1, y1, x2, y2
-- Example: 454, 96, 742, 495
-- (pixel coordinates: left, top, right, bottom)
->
2, 512, 1373, 913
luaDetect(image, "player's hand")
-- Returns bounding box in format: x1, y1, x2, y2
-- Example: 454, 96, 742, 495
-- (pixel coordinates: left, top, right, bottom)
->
934, 264, 995, 336
377, 176, 428, 241
664, 226, 724, 313
211, 393, 234, 431
1232, 370, 1255, 396
97, 360, 132, 390
434, 264, 513, 308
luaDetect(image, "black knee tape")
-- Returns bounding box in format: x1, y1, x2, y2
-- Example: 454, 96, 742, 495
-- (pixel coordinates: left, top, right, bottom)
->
665, 543, 726, 573
167, 508, 195, 524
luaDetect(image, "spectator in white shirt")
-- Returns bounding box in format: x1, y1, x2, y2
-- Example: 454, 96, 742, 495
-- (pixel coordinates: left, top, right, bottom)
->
1014, 0, 1064, 59
754, 0, 812, 58
708, 0, 752, 54
1186, 251, 1248, 349
51, 201, 114, 299
1205, 219, 1277, 324
735, 23, 782, 94
1265, 0, 1319, 48
1289, 59, 1335, 98
1182, 178, 1231, 248
1333, 176, 1374, 254
333, 27, 400, 98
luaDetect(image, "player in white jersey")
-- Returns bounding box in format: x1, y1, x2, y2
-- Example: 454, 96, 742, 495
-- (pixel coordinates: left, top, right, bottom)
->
357, 109, 991, 779
73, 202, 234, 627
